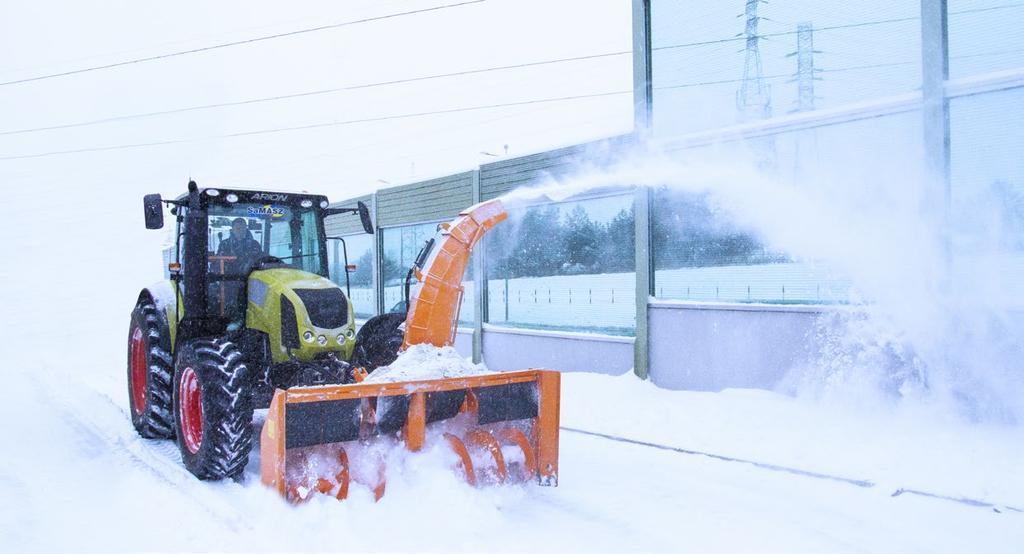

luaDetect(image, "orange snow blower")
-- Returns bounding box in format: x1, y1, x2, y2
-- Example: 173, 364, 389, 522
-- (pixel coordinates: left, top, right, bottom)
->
259, 199, 560, 502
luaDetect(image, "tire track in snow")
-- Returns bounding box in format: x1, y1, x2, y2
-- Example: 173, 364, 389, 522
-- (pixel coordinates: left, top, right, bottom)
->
563, 426, 1023, 514
44, 376, 259, 533
561, 426, 875, 487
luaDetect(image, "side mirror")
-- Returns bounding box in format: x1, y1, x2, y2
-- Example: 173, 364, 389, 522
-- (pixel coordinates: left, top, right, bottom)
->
357, 201, 374, 234
144, 194, 164, 229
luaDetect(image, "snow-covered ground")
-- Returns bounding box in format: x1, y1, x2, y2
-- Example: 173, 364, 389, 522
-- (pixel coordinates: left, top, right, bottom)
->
2, 348, 1022, 553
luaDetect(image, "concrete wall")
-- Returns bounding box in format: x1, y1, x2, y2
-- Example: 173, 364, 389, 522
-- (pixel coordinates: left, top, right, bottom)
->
481, 324, 633, 375
361, 303, 831, 392
453, 326, 473, 359
648, 300, 828, 391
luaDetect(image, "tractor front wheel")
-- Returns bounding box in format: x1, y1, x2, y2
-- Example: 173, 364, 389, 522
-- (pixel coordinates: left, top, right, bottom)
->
172, 338, 254, 480
127, 298, 174, 439
351, 312, 406, 371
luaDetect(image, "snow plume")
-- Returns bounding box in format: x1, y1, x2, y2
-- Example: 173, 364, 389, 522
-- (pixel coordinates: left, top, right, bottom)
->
496, 139, 1024, 423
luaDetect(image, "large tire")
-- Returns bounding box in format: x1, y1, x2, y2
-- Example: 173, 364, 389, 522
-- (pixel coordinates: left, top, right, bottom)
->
351, 312, 406, 371
172, 338, 254, 480
127, 297, 174, 439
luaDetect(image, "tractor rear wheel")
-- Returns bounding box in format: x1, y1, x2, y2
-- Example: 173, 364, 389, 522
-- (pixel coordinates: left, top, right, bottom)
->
127, 297, 174, 439
172, 338, 254, 480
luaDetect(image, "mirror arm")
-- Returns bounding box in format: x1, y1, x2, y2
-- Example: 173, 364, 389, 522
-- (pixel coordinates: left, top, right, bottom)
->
323, 207, 357, 217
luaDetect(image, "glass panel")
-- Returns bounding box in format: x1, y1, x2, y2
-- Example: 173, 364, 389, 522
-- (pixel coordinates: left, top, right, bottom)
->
650, 0, 921, 137
206, 202, 323, 319
654, 111, 924, 304
485, 194, 635, 336
208, 203, 323, 276
948, 1, 1024, 80
950, 88, 1024, 307
381, 222, 475, 325
328, 233, 376, 319
652, 189, 849, 303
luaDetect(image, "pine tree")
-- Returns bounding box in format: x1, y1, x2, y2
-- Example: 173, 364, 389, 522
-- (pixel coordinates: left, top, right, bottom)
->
603, 208, 635, 272
562, 205, 602, 273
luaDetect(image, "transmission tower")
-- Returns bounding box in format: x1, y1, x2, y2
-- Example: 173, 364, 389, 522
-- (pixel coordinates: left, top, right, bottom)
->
786, 22, 822, 182
786, 22, 822, 112
736, 0, 772, 122
736, 0, 776, 171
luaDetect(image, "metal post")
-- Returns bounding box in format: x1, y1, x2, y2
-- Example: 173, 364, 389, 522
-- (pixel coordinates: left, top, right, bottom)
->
633, 186, 652, 379
471, 170, 486, 364
632, 0, 652, 135
331, 238, 340, 286
371, 193, 383, 316
921, 0, 951, 285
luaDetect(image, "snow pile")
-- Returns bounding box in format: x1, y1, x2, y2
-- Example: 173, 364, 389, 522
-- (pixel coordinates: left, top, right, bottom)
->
363, 344, 493, 383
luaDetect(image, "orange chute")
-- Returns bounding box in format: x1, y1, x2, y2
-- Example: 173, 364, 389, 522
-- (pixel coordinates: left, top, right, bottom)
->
402, 199, 507, 349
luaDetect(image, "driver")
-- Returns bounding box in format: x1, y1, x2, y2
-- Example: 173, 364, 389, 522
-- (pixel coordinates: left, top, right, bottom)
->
217, 217, 262, 271
213, 217, 262, 325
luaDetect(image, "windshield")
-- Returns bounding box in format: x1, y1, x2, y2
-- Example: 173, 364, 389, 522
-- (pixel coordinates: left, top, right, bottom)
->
207, 202, 324, 276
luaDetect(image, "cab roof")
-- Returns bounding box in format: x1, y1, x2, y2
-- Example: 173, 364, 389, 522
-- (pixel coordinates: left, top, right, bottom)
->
174, 187, 330, 208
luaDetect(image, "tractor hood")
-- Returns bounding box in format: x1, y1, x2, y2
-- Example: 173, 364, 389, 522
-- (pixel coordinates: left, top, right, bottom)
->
246, 268, 356, 363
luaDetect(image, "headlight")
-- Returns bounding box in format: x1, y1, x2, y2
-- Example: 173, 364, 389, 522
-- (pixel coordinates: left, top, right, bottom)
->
320, 200, 329, 209
225, 193, 238, 203
336, 333, 346, 343
300, 199, 313, 208
303, 330, 314, 342
205, 188, 220, 196
346, 328, 355, 339
317, 335, 328, 346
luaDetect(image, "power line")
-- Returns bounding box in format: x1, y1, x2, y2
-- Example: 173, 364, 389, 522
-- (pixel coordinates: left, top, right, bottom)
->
0, 50, 631, 136
653, 3, 1024, 53
653, 61, 914, 92
6, 5, 1016, 135
0, 89, 631, 161
213, 50, 632, 182
0, 1, 485, 87
654, 16, 917, 53
653, 44, 1024, 92
6, 38, 1007, 138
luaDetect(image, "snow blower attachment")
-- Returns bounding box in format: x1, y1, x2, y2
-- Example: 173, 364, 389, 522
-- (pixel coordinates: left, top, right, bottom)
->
259, 199, 561, 502
260, 369, 560, 501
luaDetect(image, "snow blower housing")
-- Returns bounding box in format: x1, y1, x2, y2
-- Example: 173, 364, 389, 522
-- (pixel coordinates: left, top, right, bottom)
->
129, 181, 559, 501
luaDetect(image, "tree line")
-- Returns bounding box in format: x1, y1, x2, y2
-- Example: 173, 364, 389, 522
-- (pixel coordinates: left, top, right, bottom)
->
485, 191, 785, 279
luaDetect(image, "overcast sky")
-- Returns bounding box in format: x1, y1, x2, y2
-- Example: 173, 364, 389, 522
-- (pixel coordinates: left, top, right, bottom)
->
0, 0, 633, 201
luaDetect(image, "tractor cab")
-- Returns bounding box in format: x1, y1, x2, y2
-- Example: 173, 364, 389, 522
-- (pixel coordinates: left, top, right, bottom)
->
193, 191, 327, 323
143, 181, 372, 347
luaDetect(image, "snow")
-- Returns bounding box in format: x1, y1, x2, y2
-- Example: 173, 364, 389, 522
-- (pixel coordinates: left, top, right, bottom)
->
363, 344, 493, 384
2, 361, 1022, 553
146, 279, 176, 313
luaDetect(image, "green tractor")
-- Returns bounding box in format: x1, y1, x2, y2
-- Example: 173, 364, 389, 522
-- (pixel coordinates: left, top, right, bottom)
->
128, 181, 401, 480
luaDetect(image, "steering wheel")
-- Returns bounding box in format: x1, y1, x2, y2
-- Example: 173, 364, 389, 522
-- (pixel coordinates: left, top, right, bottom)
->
254, 255, 286, 269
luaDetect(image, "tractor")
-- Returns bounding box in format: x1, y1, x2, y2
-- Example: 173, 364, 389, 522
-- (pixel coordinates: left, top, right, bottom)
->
130, 181, 560, 499
128, 181, 400, 479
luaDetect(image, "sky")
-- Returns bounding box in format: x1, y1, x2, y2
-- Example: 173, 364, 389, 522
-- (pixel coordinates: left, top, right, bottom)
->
0, 0, 634, 202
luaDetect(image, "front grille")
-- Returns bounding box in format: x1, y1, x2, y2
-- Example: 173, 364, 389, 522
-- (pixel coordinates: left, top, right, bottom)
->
280, 296, 300, 349
294, 288, 348, 329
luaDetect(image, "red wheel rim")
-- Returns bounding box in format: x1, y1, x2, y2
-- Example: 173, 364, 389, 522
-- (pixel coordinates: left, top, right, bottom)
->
179, 366, 203, 454
130, 327, 147, 416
